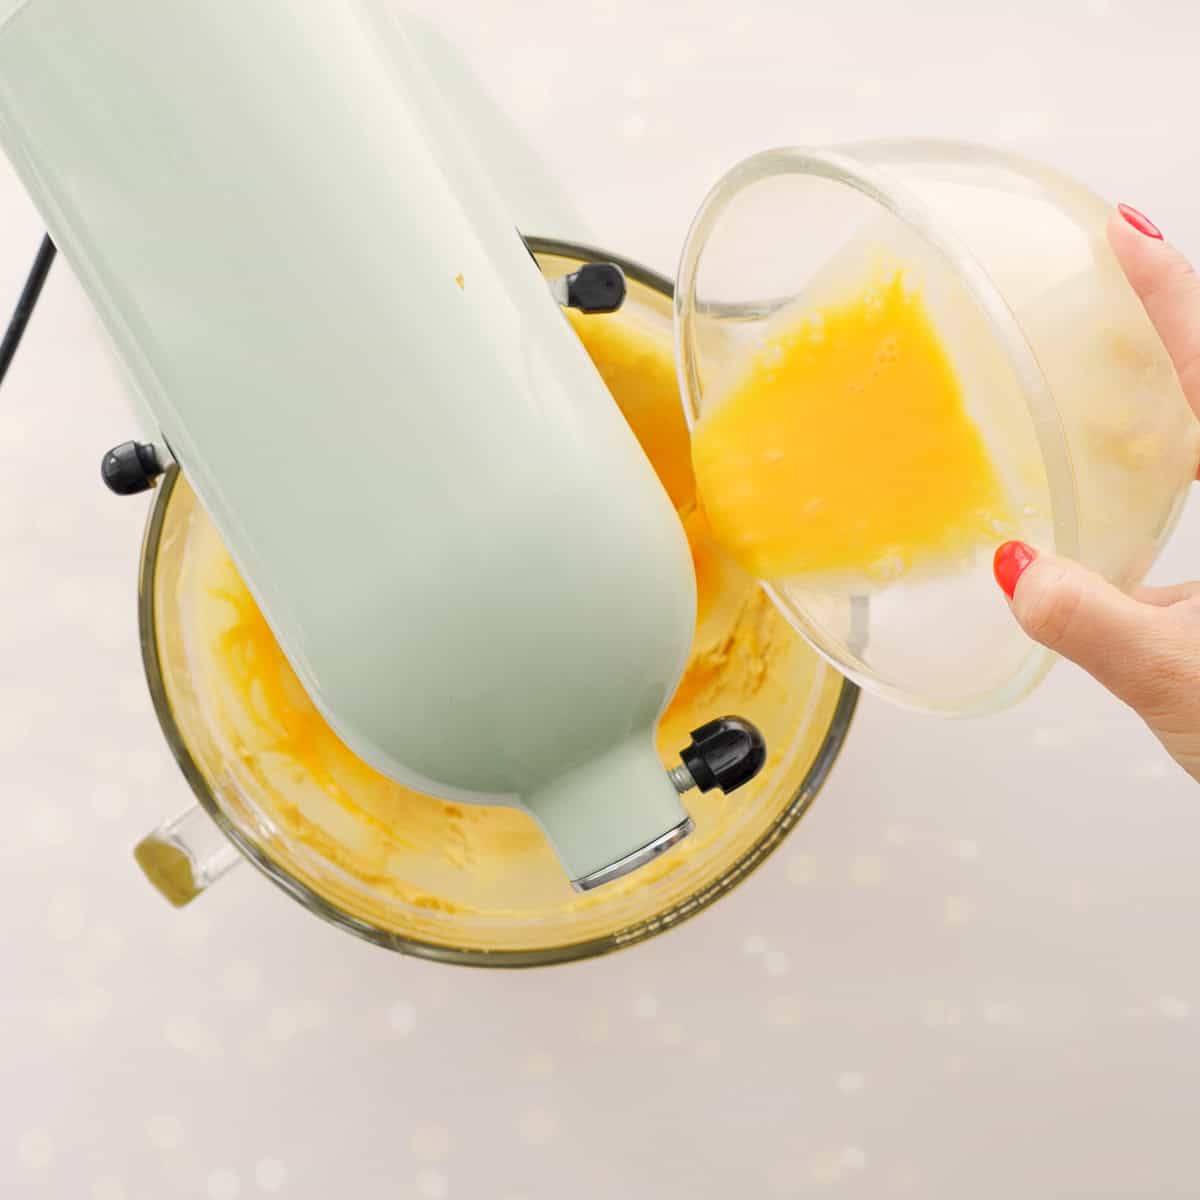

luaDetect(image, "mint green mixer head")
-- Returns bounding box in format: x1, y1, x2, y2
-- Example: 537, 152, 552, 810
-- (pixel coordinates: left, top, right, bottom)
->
0, 0, 766, 887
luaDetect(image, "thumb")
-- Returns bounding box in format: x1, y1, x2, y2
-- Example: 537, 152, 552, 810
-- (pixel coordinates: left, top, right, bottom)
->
1108, 206, 1200, 421
996, 542, 1173, 715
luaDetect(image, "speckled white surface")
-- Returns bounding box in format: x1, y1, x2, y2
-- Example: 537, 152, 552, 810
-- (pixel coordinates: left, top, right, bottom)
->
3, 1, 1200, 1197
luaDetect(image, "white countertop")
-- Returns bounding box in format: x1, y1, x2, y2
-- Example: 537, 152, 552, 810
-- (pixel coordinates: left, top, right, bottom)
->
3, 1, 1200, 1197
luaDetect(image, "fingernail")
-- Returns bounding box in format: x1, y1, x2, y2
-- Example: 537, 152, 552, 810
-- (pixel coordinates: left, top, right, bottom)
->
1117, 203, 1163, 240
993, 541, 1037, 600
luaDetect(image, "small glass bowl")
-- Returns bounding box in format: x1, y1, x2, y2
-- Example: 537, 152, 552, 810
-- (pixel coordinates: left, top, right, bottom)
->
675, 139, 1199, 716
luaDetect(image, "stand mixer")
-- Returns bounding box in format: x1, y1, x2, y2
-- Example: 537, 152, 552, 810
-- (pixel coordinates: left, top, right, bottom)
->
3, 1, 1193, 959
0, 0, 767, 890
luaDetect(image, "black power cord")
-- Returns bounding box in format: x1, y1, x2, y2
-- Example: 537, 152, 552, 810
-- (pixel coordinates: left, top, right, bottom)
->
0, 233, 56, 387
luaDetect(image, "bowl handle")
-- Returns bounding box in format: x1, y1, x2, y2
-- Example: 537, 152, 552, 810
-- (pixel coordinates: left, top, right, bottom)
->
134, 804, 241, 907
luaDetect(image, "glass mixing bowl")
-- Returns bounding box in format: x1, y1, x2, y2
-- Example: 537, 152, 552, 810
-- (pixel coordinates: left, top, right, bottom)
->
676, 139, 1200, 716
134, 240, 858, 967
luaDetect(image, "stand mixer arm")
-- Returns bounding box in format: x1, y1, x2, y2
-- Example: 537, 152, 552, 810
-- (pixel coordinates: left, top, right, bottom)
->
0, 0, 768, 890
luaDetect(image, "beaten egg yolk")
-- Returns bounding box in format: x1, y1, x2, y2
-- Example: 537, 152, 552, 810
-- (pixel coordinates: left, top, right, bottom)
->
691, 271, 1013, 583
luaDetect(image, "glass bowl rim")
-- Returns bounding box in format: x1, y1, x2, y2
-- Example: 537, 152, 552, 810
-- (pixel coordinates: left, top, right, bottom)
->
136, 235, 860, 969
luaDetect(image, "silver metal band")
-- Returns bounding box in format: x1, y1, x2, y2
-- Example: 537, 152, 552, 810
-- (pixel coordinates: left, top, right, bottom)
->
570, 816, 695, 893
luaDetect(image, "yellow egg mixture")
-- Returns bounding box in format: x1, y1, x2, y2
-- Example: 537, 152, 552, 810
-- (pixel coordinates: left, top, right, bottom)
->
692, 270, 1014, 584
177, 296, 843, 942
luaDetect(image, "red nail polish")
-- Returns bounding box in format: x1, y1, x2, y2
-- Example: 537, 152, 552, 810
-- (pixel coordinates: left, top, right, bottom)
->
993, 541, 1036, 600
1117, 203, 1163, 240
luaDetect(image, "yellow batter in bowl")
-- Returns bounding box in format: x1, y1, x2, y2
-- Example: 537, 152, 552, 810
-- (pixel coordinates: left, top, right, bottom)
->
144, 249, 852, 961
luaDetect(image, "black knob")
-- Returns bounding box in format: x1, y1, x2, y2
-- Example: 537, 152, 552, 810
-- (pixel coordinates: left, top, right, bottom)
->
101, 440, 163, 495
563, 262, 626, 314
679, 716, 767, 795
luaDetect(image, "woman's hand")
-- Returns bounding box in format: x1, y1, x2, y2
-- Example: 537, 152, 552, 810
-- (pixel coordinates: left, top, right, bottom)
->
994, 204, 1200, 782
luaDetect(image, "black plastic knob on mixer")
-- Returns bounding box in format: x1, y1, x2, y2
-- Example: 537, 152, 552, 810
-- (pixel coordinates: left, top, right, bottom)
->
563, 262, 626, 313
101, 440, 164, 495
547, 262, 627, 314
671, 716, 767, 796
